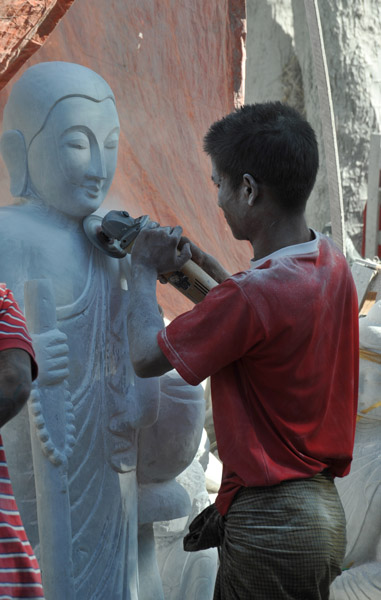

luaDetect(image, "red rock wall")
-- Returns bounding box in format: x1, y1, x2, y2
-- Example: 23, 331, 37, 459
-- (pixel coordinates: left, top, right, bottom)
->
0, 0, 249, 319
0, 0, 75, 89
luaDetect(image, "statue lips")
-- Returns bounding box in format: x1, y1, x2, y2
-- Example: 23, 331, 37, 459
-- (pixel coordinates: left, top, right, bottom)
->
81, 183, 102, 199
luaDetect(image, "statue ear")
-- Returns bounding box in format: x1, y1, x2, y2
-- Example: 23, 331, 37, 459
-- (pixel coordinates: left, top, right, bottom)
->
0, 130, 28, 197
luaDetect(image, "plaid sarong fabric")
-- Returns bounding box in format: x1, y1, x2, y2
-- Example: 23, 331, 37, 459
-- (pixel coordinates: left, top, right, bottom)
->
214, 472, 346, 600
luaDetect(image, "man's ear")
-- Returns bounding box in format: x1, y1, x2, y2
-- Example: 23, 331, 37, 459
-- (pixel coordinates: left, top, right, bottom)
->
243, 173, 259, 206
0, 130, 28, 197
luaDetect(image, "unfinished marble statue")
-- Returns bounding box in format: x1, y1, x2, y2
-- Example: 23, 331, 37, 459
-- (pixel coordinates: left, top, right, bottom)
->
154, 428, 218, 600
330, 300, 381, 600
0, 61, 205, 600
137, 370, 206, 599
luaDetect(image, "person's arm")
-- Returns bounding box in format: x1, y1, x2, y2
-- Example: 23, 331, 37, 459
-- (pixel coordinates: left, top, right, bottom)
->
127, 225, 191, 378
0, 348, 32, 427
127, 261, 172, 378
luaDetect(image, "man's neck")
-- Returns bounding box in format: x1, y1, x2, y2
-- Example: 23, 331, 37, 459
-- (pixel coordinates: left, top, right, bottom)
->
250, 214, 312, 262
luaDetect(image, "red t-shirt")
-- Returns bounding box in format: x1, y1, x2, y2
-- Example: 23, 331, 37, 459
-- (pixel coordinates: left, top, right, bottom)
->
0, 286, 43, 598
158, 233, 359, 515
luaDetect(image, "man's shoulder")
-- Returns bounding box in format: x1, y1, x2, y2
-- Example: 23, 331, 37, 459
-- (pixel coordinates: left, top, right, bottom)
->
219, 270, 261, 296
316, 233, 353, 279
230, 261, 287, 288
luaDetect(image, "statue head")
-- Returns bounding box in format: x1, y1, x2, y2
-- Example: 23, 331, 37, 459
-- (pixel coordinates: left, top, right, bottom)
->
0, 61, 120, 217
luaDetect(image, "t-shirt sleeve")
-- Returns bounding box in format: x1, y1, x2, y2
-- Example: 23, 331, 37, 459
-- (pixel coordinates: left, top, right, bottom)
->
0, 285, 38, 380
157, 276, 263, 385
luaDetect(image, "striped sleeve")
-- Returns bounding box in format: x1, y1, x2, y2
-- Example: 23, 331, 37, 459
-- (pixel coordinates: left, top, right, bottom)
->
0, 286, 38, 380
0, 438, 44, 598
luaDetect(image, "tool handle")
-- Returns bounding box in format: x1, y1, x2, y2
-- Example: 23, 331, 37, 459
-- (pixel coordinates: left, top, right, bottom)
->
163, 258, 219, 304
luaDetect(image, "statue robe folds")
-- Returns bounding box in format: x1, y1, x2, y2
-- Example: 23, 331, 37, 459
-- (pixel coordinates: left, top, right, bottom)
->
60, 249, 150, 599
1, 205, 160, 599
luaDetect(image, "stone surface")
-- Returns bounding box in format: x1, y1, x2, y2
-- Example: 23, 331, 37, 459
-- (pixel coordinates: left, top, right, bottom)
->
137, 371, 206, 599
330, 299, 381, 599
245, 0, 381, 254
0, 0, 248, 321
0, 61, 206, 600
154, 449, 218, 600
0, 0, 75, 89
205, 451, 223, 495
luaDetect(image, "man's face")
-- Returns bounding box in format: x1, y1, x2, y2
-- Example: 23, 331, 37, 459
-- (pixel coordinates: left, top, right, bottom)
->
27, 97, 120, 218
211, 160, 247, 240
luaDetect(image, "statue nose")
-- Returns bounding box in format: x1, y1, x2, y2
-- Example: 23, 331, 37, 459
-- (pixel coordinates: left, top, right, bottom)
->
90, 146, 107, 179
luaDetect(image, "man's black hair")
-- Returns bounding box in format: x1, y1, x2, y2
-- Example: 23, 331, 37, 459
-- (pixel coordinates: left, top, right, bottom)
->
203, 102, 319, 212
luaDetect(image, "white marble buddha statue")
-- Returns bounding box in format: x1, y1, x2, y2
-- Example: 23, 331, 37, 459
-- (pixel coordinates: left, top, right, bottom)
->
0, 61, 206, 600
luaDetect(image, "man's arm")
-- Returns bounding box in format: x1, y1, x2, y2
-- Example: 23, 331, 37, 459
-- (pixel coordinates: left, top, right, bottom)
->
0, 348, 32, 427
127, 224, 232, 378
127, 262, 173, 378
127, 225, 191, 378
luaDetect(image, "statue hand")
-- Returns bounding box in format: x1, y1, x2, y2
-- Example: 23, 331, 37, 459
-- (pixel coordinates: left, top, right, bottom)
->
32, 329, 69, 387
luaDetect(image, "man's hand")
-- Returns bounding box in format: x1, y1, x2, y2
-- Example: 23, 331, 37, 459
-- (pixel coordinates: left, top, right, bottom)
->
0, 348, 32, 427
131, 225, 191, 275
178, 236, 230, 283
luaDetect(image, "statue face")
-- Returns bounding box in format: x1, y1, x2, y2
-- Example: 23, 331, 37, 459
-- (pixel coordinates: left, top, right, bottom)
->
27, 97, 120, 217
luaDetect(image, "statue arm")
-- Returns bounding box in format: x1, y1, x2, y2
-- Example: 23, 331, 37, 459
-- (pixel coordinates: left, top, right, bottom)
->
330, 472, 381, 599
130, 375, 160, 428
330, 562, 381, 599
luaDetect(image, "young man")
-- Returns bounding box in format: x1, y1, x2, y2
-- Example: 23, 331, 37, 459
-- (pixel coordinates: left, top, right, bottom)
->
0, 285, 44, 598
126, 102, 359, 599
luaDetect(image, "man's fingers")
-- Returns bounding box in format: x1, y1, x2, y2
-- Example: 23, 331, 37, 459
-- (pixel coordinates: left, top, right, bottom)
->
178, 236, 191, 249
171, 225, 183, 237
176, 242, 192, 268
132, 223, 188, 275
142, 224, 182, 241
147, 221, 160, 229
160, 225, 183, 240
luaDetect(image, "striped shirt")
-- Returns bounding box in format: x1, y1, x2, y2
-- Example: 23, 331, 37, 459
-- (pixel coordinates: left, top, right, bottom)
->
0, 286, 43, 598
0, 286, 37, 379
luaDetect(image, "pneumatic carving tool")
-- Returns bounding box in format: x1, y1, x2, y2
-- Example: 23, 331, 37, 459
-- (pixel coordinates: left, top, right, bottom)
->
83, 210, 218, 303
